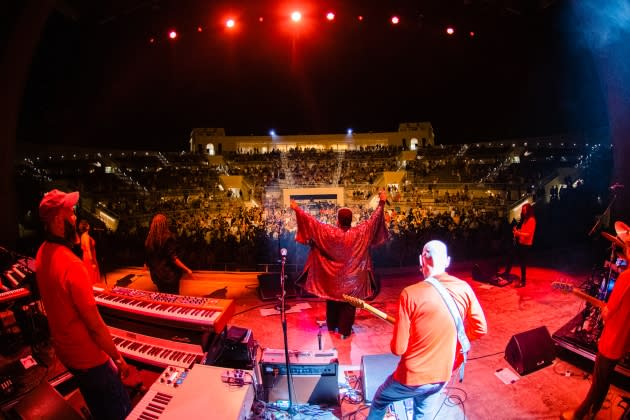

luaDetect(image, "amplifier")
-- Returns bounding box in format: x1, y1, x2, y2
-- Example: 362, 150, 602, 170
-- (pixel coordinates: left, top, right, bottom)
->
260, 348, 339, 405
204, 326, 255, 369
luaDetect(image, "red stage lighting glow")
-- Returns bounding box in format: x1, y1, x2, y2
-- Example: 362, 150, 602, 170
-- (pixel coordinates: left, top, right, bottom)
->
446, 27, 455, 35
391, 16, 400, 25
358, 15, 364, 21
149, 37, 155, 44
197, 26, 203, 32
291, 11, 302, 22
226, 19, 235, 28
469, 31, 475, 37
326, 12, 335, 21
259, 16, 264, 22
168, 30, 177, 39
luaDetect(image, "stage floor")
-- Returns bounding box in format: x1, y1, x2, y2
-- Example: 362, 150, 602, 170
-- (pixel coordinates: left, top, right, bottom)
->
105, 262, 630, 420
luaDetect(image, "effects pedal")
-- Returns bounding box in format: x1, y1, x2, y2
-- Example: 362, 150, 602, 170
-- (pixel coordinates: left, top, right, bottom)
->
221, 369, 250, 386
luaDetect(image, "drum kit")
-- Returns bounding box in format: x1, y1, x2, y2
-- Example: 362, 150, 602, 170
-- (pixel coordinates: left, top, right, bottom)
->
598, 220, 629, 301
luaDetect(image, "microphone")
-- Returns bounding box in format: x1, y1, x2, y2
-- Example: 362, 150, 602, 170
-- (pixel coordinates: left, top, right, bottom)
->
610, 183, 625, 190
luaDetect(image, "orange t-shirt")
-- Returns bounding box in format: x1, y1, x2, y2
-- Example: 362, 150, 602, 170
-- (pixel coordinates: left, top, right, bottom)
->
36, 241, 109, 370
391, 273, 488, 385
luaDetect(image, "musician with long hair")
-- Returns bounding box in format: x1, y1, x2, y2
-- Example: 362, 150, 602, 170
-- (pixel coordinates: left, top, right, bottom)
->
145, 213, 193, 294
78, 219, 100, 284
499, 202, 536, 288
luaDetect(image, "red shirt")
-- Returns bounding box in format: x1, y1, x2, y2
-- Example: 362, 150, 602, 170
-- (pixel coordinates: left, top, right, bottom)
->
36, 241, 109, 369
391, 273, 488, 385
598, 269, 630, 360
516, 217, 536, 246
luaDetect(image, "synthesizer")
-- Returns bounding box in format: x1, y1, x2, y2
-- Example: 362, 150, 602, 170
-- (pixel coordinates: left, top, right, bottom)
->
127, 364, 255, 420
108, 325, 204, 369
93, 285, 234, 333
0, 288, 30, 304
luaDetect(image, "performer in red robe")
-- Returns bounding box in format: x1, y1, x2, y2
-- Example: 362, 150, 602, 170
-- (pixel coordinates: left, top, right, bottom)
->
290, 190, 389, 338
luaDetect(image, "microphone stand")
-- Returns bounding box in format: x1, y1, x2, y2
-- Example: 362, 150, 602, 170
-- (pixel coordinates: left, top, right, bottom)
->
588, 190, 617, 236
278, 252, 297, 415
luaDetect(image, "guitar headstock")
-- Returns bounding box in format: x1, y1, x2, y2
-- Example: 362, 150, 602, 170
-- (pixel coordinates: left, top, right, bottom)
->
551, 281, 573, 292
342, 294, 365, 309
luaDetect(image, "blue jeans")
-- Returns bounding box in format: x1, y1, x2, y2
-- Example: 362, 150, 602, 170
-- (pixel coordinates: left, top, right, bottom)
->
69, 360, 131, 420
367, 375, 446, 420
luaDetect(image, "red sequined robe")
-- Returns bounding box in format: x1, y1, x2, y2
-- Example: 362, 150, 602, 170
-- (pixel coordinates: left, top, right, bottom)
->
293, 200, 388, 301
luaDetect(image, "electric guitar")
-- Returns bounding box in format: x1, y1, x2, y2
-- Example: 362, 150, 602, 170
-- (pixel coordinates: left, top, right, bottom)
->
551, 282, 606, 309
342, 294, 396, 324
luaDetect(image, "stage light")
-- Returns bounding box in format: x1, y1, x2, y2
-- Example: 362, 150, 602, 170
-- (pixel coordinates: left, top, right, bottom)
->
270, 129, 276, 136
391, 16, 400, 25
197, 26, 203, 32
259, 16, 264, 22
326, 12, 335, 21
446, 26, 455, 35
291, 11, 302, 22
149, 37, 155, 44
347, 128, 353, 135
226, 18, 235, 28
358, 15, 364, 21
168, 30, 178, 39
469, 31, 475, 37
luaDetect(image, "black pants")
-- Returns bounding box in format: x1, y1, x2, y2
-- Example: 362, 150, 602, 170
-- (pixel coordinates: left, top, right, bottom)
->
504, 243, 531, 284
575, 352, 618, 419
326, 300, 356, 336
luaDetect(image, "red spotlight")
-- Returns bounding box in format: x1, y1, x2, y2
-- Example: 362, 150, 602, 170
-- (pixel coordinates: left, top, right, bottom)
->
391, 16, 400, 25
168, 30, 178, 39
226, 18, 235, 28
469, 31, 475, 37
358, 15, 364, 21
326, 12, 335, 21
291, 11, 302, 22
259, 16, 264, 22
446, 26, 455, 35
197, 26, 203, 32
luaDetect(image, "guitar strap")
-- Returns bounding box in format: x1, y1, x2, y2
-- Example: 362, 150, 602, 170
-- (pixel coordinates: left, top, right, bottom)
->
425, 277, 471, 382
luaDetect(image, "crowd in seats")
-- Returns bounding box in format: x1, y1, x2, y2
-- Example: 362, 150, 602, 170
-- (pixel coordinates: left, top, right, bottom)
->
14, 139, 606, 273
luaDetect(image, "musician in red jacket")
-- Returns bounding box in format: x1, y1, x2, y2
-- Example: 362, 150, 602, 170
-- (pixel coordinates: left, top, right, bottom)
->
35, 189, 131, 420
290, 190, 389, 338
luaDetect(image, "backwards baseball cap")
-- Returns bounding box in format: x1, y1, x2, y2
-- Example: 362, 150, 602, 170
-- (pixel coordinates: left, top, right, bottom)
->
337, 207, 353, 228
615, 221, 630, 245
38, 189, 79, 223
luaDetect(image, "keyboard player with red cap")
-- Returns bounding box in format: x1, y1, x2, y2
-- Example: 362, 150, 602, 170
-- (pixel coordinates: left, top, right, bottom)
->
35, 189, 132, 420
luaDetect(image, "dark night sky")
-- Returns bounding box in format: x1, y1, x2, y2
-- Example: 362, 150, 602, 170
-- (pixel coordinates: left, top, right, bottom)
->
14, 0, 608, 150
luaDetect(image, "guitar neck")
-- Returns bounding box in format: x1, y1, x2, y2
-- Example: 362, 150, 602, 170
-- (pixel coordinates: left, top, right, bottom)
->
359, 301, 396, 324
572, 289, 606, 309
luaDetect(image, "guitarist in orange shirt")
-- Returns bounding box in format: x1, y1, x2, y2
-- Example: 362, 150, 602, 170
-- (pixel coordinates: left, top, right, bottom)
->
367, 240, 488, 420
563, 221, 630, 420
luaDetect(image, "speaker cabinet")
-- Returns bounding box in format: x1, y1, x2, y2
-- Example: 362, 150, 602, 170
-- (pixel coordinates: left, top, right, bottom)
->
257, 273, 296, 301
361, 354, 400, 402
505, 326, 555, 375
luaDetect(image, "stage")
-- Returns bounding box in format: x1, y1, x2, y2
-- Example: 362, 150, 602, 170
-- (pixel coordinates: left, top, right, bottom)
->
104, 260, 629, 420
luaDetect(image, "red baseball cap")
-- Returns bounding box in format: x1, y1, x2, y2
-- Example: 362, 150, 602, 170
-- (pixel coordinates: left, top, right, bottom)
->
38, 189, 79, 223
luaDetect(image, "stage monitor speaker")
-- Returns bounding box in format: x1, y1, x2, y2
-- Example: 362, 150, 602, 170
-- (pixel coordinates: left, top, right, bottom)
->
257, 272, 296, 301
361, 354, 400, 402
505, 326, 555, 375
472, 262, 510, 286
10, 382, 84, 420
260, 349, 339, 405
